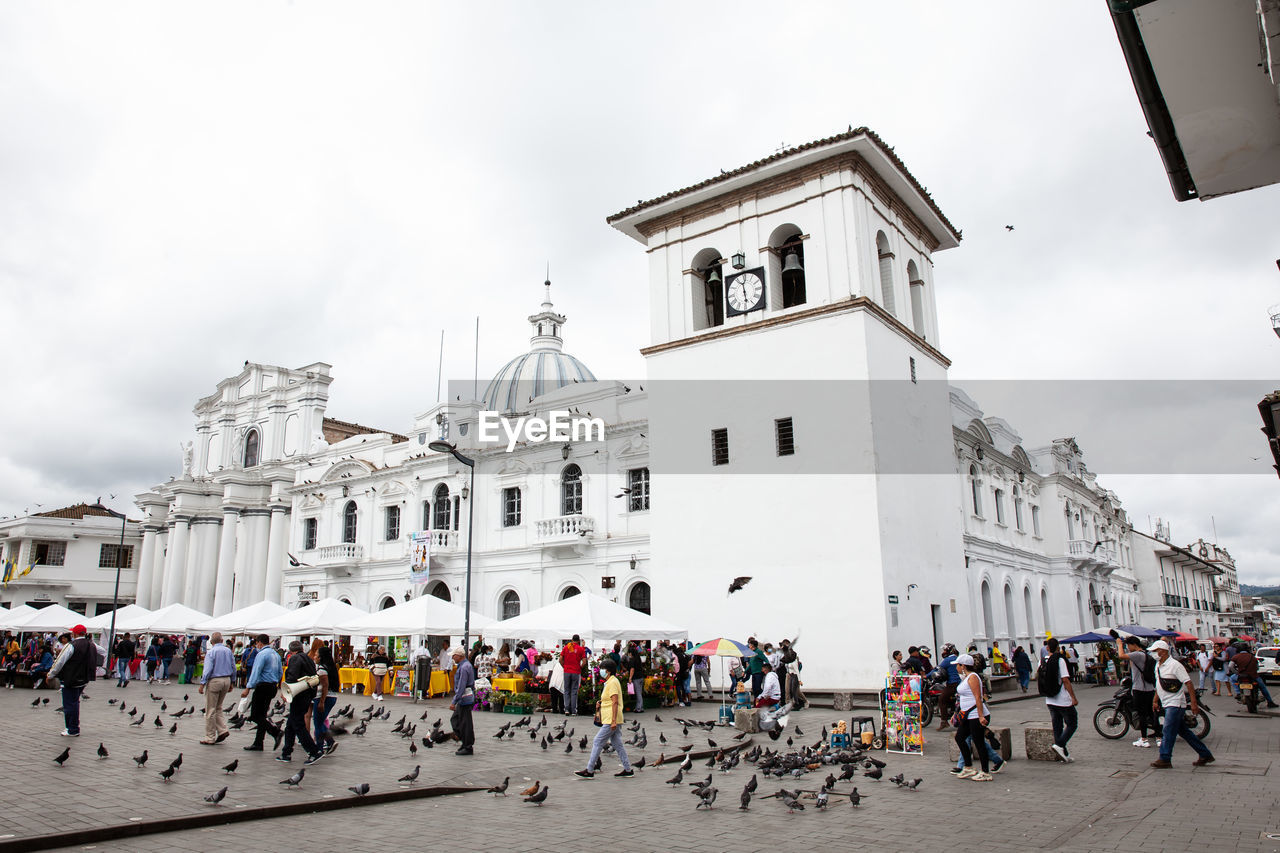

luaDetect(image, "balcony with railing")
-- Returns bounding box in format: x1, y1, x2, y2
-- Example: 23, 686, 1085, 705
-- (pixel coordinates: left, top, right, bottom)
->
535, 514, 595, 542
429, 530, 458, 551
316, 544, 364, 565
1067, 538, 1118, 567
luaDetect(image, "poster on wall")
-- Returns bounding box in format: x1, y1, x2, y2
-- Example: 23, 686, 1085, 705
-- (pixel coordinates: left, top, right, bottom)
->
409, 531, 431, 585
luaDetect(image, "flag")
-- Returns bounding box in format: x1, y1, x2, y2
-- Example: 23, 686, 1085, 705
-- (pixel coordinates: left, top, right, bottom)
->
1, 560, 13, 587
19, 560, 37, 578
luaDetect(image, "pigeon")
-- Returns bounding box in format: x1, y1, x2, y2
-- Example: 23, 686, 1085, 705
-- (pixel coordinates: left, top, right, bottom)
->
153, 717, 163, 728
519, 781, 541, 798
864, 767, 882, 781
665, 769, 685, 786
633, 756, 646, 770
280, 768, 305, 788
904, 778, 923, 791
133, 750, 149, 767
889, 773, 905, 787
865, 757, 887, 769
398, 765, 420, 785
837, 766, 856, 782
348, 783, 370, 797
128, 707, 138, 716
158, 766, 176, 782
487, 777, 509, 796
131, 714, 146, 727
1005, 225, 1015, 231
659, 733, 667, 744
420, 736, 432, 749
352, 722, 367, 737
707, 738, 717, 748
781, 793, 805, 813
108, 698, 117, 705
727, 576, 752, 594
821, 726, 828, 739
732, 731, 747, 741
42, 697, 49, 705
204, 786, 228, 805
97, 743, 109, 759
523, 785, 550, 806
695, 787, 718, 810
689, 773, 713, 791
540, 737, 547, 750
578, 736, 587, 750
679, 755, 693, 772
564, 743, 573, 754
739, 788, 752, 810
53, 748, 70, 766
184, 694, 189, 701
31, 697, 40, 707
161, 701, 167, 711
815, 788, 829, 810
849, 787, 863, 807
168, 723, 178, 735
170, 753, 183, 771
222, 759, 238, 774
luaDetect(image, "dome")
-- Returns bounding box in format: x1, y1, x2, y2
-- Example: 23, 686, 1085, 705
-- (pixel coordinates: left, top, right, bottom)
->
481, 281, 596, 413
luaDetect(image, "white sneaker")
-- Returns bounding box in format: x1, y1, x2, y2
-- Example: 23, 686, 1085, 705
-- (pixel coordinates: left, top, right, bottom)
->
956, 767, 977, 778
1051, 744, 1069, 762
970, 771, 993, 781
1133, 738, 1150, 748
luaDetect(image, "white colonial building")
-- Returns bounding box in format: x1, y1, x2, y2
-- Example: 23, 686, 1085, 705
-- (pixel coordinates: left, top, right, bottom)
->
0, 503, 141, 616
126, 128, 1244, 690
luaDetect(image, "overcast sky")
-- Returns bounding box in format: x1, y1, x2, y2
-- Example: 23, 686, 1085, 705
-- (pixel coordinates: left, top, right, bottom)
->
2, 3, 1277, 581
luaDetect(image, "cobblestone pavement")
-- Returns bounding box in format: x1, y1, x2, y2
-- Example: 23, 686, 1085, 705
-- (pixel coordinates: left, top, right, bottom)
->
3, 679, 1278, 853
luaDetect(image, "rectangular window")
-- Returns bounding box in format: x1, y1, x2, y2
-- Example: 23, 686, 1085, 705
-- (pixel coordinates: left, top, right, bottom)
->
1031, 506, 1041, 537
627, 468, 650, 512
909, 357, 917, 384
32, 541, 67, 567
303, 518, 318, 550
994, 489, 1006, 525
384, 506, 401, 541
421, 501, 430, 531
98, 543, 134, 569
711, 428, 729, 466
502, 487, 522, 527
1014, 498, 1024, 531
774, 417, 795, 456
453, 497, 460, 531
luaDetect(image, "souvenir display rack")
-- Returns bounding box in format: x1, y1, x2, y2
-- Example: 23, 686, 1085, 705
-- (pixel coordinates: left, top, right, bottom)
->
882, 673, 924, 755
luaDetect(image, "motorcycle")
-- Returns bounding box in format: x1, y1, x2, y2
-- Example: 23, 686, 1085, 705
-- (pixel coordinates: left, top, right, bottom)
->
1237, 677, 1261, 714
1093, 677, 1213, 740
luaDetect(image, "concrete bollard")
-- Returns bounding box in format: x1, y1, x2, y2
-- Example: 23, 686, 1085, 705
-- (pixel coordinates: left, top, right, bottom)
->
833, 691, 857, 711
734, 708, 760, 733
1024, 726, 1059, 761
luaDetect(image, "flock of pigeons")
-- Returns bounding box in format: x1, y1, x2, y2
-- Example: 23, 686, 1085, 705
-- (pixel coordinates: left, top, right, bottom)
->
41, 688, 924, 815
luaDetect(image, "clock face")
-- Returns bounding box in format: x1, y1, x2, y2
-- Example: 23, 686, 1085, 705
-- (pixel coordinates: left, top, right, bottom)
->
726, 268, 766, 315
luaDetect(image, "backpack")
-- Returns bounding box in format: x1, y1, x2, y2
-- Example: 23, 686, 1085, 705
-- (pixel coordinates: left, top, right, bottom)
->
1037, 653, 1063, 697
969, 652, 987, 674
1132, 650, 1156, 685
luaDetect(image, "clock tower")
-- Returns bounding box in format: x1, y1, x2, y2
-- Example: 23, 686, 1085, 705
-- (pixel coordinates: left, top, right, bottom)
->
608, 128, 970, 690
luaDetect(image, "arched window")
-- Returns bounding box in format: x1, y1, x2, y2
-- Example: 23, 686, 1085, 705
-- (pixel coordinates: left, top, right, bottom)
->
432, 484, 451, 530
342, 501, 358, 544
428, 581, 450, 602
1003, 584, 1016, 641
876, 231, 896, 316
421, 500, 431, 531
969, 464, 983, 516
1013, 487, 1024, 531
906, 259, 925, 337
629, 581, 651, 615
501, 590, 521, 620
561, 464, 582, 515
980, 580, 994, 639
560, 586, 581, 600
243, 428, 260, 468
1041, 588, 1051, 634
1075, 589, 1085, 632
691, 248, 725, 331
1023, 586, 1034, 637
994, 488, 1006, 524
779, 234, 806, 308
379, 596, 396, 610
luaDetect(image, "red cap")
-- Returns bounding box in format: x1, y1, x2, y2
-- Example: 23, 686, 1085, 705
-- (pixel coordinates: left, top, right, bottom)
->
71, 625, 87, 636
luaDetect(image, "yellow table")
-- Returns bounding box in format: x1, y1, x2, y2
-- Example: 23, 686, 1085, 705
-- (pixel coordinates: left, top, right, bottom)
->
491, 675, 526, 693
339, 667, 393, 695
426, 670, 453, 697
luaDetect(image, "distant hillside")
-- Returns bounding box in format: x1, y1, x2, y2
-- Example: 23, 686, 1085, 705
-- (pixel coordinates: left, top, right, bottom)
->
1241, 584, 1280, 596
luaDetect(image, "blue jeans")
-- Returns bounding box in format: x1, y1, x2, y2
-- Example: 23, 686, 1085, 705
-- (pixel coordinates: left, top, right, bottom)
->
61, 685, 84, 734
631, 678, 645, 712
116, 659, 131, 685
1048, 705, 1078, 756
1259, 680, 1274, 704
564, 672, 581, 714
955, 734, 1002, 769
161, 658, 173, 679
1158, 706, 1212, 763
586, 723, 631, 772
183, 664, 196, 684
312, 695, 337, 745
1016, 670, 1030, 690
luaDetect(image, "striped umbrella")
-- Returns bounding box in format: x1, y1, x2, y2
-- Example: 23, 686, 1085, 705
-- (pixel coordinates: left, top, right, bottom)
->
689, 638, 750, 657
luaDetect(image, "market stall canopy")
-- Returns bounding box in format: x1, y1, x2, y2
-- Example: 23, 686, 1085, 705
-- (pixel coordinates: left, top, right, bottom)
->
1204, 636, 1230, 644
1238, 633, 1258, 642
9, 604, 92, 633
1151, 628, 1179, 638
1056, 631, 1114, 643
334, 596, 494, 637
83, 604, 152, 631
253, 598, 369, 635
1113, 624, 1163, 639
1171, 632, 1200, 643
113, 602, 212, 634
191, 601, 289, 635
488, 593, 687, 647
0, 604, 37, 631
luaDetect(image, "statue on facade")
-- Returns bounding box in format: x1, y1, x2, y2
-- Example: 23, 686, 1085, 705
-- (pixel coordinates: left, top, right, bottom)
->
179, 441, 194, 479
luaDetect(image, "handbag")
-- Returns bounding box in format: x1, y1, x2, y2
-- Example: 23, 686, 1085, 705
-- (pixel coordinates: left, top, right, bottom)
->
626, 682, 635, 695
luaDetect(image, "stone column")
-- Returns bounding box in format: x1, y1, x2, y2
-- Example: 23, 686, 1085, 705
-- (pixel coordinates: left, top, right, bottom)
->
212, 508, 240, 616
135, 528, 158, 609
181, 521, 206, 608
263, 505, 290, 605
151, 528, 168, 609
189, 517, 222, 614
162, 517, 191, 607
244, 510, 271, 605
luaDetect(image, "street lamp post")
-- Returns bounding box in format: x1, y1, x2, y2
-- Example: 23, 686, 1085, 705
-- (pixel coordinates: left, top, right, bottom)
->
428, 440, 475, 651
104, 504, 128, 670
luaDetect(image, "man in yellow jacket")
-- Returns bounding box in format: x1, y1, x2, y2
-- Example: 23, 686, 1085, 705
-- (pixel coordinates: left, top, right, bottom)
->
575, 658, 634, 779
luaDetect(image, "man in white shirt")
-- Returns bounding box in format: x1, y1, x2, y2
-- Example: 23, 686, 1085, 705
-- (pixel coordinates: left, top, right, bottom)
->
1149, 640, 1214, 769
1195, 646, 1213, 690
1042, 638, 1078, 763
755, 662, 781, 708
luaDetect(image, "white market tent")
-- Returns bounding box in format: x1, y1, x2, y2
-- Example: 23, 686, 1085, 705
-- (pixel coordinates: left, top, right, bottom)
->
113, 603, 211, 634
191, 601, 289, 635
252, 598, 369, 635
0, 604, 37, 631
84, 604, 152, 632
335, 596, 495, 637
488, 593, 687, 648
8, 604, 89, 633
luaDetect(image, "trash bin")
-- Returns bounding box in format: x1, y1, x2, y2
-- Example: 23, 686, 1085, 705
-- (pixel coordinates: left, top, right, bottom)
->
414, 659, 430, 700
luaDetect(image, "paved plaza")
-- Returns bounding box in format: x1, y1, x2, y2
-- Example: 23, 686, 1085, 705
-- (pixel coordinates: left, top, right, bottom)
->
0, 680, 1277, 853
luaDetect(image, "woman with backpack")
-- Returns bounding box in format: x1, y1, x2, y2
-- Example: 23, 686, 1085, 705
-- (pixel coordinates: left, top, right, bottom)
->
952, 654, 992, 781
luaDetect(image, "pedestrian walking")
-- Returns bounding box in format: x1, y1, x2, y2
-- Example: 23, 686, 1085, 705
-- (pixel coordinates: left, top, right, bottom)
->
624, 642, 646, 713
1012, 645, 1033, 693
952, 654, 992, 781
692, 651, 711, 700
937, 644, 960, 730
198, 632, 235, 745
449, 646, 476, 755
278, 640, 324, 766
145, 638, 159, 682
561, 635, 586, 716
1195, 645, 1213, 691
1039, 637, 1078, 763
240, 634, 282, 752
312, 643, 340, 754
575, 658, 633, 778
48, 625, 102, 737
182, 637, 200, 685
1148, 640, 1214, 769
159, 636, 177, 682
113, 633, 135, 687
